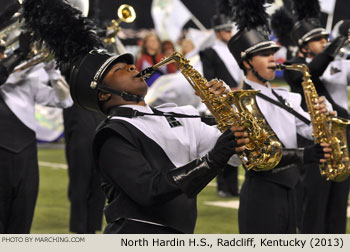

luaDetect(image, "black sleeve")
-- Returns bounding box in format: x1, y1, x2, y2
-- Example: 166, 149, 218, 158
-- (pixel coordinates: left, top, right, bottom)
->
283, 66, 304, 94
98, 134, 182, 207
199, 49, 217, 81
308, 52, 333, 78
283, 56, 329, 93
279, 148, 304, 167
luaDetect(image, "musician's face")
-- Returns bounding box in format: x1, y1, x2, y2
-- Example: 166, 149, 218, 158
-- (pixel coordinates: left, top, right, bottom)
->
216, 29, 232, 44
102, 62, 148, 99
306, 36, 328, 55
245, 49, 277, 83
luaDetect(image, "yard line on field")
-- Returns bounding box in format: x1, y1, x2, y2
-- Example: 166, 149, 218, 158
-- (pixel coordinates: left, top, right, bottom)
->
39, 161, 68, 169
204, 200, 239, 209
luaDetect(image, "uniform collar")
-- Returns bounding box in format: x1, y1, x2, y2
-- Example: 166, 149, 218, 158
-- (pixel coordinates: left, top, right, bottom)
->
244, 77, 272, 93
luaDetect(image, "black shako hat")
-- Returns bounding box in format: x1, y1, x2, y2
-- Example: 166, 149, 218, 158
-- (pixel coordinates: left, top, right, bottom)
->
212, 14, 233, 31
291, 19, 329, 47
227, 0, 279, 67
69, 49, 134, 112
212, 0, 233, 31
290, 0, 329, 47
228, 28, 279, 66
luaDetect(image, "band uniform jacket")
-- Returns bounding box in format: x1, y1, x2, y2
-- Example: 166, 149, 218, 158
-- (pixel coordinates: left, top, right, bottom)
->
243, 78, 313, 188
0, 62, 72, 233
93, 104, 223, 233
239, 78, 313, 233
283, 56, 350, 233
284, 56, 349, 118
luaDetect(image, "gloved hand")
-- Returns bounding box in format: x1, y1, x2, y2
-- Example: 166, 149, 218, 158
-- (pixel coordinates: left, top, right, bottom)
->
303, 143, 330, 164
168, 126, 248, 198
207, 127, 248, 170
338, 20, 350, 36
323, 35, 347, 58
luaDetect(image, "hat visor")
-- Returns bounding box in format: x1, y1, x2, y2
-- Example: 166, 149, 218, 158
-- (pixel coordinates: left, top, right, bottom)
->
214, 23, 233, 31
95, 53, 135, 87
244, 41, 280, 58
303, 31, 329, 44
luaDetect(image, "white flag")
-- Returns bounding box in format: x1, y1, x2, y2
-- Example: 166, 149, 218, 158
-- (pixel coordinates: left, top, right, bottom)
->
319, 0, 336, 14
151, 0, 192, 42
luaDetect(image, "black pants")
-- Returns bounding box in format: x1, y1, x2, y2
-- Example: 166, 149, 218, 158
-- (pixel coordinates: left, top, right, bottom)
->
217, 165, 239, 195
0, 142, 38, 233
299, 163, 350, 233
63, 105, 106, 233
239, 176, 296, 234
297, 135, 350, 233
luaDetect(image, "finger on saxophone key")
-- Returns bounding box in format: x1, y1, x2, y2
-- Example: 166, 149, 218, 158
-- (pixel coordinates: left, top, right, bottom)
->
320, 142, 332, 162
207, 79, 229, 95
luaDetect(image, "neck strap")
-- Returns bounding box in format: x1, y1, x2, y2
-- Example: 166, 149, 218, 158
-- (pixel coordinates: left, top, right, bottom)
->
107, 106, 201, 119
243, 83, 311, 125
99, 85, 144, 102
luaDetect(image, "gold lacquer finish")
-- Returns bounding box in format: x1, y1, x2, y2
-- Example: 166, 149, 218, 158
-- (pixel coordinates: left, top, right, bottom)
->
276, 63, 350, 181
139, 52, 283, 171
104, 4, 136, 45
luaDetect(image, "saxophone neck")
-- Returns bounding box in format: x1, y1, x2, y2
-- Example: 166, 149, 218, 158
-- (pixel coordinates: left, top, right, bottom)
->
275, 63, 311, 79
136, 51, 183, 79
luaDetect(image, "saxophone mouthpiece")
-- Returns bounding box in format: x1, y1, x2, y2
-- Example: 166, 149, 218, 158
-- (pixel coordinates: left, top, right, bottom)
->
136, 67, 155, 79
270, 64, 286, 70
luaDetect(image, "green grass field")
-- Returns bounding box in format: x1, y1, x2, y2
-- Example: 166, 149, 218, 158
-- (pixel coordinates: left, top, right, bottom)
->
32, 146, 350, 234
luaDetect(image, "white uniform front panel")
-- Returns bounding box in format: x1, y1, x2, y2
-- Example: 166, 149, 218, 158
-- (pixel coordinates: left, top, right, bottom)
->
320, 59, 350, 112
111, 104, 222, 167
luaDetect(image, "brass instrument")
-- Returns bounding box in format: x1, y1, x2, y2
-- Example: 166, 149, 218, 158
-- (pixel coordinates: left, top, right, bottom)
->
13, 44, 51, 72
0, 15, 50, 72
0, 15, 24, 55
138, 52, 283, 171
331, 20, 350, 58
104, 4, 136, 54
275, 63, 350, 181
1, 0, 88, 72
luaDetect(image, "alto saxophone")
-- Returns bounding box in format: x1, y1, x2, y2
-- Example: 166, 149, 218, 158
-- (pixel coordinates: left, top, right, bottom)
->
276, 63, 350, 181
137, 52, 282, 171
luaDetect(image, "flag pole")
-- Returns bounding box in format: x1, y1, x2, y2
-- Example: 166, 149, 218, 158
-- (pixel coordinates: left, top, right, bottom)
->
190, 15, 207, 32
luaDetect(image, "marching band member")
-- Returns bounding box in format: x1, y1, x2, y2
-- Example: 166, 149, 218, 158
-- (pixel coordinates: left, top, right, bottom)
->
273, 0, 350, 234
21, 0, 250, 234
0, 41, 72, 234
227, 0, 332, 233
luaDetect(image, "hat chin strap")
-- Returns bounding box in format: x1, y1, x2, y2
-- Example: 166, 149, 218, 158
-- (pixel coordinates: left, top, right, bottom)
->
246, 60, 268, 83
98, 85, 144, 103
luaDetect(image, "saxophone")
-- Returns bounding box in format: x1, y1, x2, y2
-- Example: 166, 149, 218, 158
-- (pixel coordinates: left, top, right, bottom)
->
137, 52, 283, 171
276, 63, 350, 181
